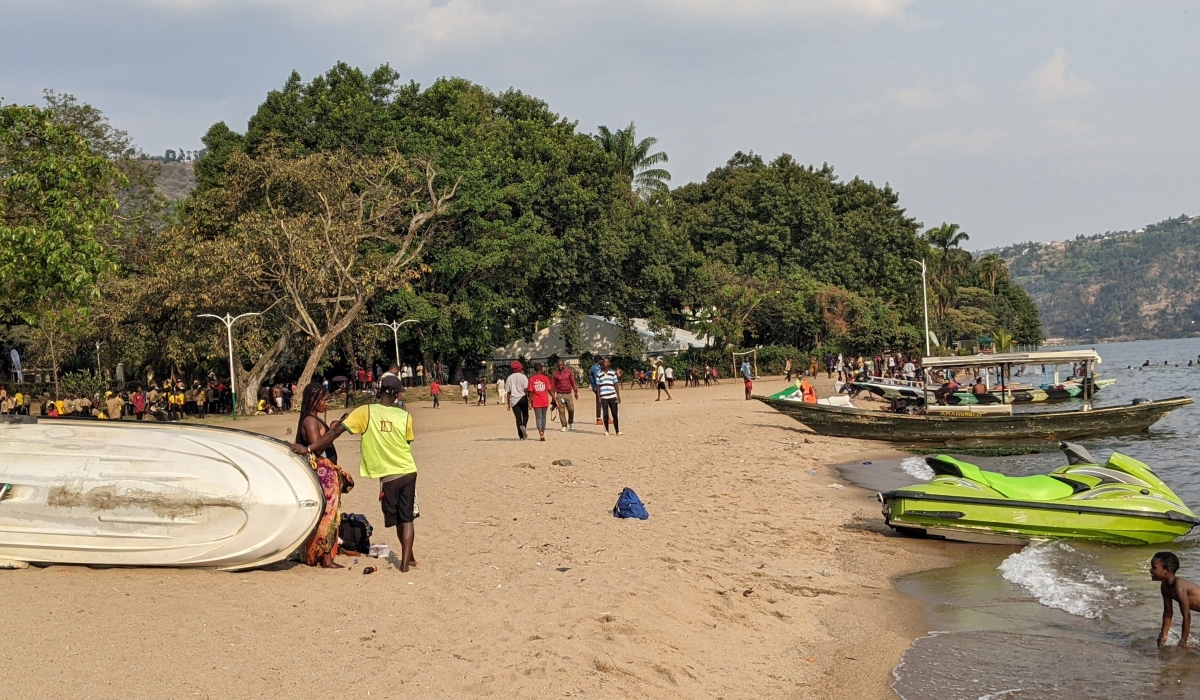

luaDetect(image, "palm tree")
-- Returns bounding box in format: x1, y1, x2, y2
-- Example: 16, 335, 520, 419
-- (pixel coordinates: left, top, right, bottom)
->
924, 222, 969, 255
922, 222, 970, 342
593, 122, 671, 198
976, 253, 1008, 294
993, 329, 1014, 353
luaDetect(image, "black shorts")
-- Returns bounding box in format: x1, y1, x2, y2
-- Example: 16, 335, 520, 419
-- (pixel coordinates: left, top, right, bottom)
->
657, 381, 667, 390
380, 472, 418, 527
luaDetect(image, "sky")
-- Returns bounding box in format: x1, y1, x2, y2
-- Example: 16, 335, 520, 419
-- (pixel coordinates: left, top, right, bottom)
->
2, 0, 1198, 249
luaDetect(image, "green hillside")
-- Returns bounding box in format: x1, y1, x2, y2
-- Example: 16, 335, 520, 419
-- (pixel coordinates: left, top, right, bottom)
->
996, 215, 1200, 341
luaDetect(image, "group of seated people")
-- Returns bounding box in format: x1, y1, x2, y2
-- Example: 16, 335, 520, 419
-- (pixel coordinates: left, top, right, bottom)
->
932, 374, 990, 405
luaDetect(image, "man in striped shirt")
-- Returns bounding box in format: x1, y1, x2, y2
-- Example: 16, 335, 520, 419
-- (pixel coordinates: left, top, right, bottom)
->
597, 357, 622, 436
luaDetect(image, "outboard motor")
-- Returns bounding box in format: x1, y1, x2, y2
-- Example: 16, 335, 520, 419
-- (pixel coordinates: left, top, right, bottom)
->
1060, 441, 1097, 465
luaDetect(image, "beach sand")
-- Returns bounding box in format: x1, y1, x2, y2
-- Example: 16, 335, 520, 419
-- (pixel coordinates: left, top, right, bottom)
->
0, 377, 947, 698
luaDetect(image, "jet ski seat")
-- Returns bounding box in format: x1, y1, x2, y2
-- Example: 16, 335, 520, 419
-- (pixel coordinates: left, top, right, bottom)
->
979, 472, 1075, 501
926, 455, 1076, 501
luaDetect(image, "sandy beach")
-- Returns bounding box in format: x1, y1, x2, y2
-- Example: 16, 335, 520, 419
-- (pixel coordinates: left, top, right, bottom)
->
0, 377, 949, 699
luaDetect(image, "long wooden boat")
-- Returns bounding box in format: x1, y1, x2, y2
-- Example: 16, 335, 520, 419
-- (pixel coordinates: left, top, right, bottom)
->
753, 394, 1192, 444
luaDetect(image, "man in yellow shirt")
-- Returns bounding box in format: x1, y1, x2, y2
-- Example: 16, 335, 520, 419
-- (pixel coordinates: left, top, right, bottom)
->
292, 375, 419, 572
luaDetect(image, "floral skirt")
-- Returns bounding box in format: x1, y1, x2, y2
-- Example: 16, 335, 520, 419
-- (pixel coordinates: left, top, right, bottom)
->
303, 456, 353, 566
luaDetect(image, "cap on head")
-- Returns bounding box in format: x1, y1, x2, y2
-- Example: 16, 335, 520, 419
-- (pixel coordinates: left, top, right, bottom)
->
511, 361, 522, 372
380, 375, 405, 395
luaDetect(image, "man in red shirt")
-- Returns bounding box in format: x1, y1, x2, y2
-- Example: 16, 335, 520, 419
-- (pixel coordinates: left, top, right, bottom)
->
131, 387, 147, 421
550, 360, 578, 432
528, 363, 552, 441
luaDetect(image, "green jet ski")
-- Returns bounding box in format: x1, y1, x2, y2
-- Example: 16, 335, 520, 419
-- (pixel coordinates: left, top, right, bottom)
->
880, 443, 1199, 545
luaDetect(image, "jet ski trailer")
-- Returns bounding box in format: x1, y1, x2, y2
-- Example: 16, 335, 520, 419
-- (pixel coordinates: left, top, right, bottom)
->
880, 442, 1199, 545
0, 416, 323, 570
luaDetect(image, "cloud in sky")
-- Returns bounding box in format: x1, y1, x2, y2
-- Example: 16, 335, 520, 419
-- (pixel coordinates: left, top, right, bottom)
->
1, 0, 1198, 248
1026, 48, 1095, 102
904, 128, 1013, 158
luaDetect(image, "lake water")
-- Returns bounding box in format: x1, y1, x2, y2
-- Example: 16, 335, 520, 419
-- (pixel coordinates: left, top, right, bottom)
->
837, 337, 1200, 699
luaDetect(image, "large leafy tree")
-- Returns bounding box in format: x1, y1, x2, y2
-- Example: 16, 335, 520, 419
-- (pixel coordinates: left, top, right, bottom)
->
671, 152, 925, 350
195, 64, 700, 379
0, 103, 124, 320
212, 146, 459, 390
592, 122, 671, 198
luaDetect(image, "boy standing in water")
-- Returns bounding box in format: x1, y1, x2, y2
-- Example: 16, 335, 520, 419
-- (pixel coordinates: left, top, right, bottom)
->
1152, 551, 1200, 648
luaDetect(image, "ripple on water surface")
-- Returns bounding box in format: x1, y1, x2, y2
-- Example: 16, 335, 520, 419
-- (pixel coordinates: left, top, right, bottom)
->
892, 630, 1192, 700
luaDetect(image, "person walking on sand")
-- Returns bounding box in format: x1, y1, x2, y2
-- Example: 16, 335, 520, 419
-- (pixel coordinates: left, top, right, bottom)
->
496, 375, 506, 407
784, 356, 792, 382
430, 379, 440, 408
505, 361, 530, 440
528, 363, 552, 441
597, 357, 621, 435
292, 375, 418, 572
654, 359, 672, 401
551, 359, 578, 431
589, 357, 603, 425
460, 378, 470, 405
740, 358, 753, 400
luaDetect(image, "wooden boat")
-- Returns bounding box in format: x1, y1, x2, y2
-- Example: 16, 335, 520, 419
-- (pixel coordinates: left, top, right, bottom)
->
754, 393, 1193, 444
0, 417, 323, 570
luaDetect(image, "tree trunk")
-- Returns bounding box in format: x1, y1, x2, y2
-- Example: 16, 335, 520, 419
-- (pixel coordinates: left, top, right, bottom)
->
234, 329, 290, 416
293, 296, 368, 392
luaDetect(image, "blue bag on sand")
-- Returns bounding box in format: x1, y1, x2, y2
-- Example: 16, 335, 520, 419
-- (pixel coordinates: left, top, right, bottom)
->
613, 487, 649, 520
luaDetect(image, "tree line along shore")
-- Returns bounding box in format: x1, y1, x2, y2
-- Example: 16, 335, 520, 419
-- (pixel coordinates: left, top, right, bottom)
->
2, 64, 1040, 408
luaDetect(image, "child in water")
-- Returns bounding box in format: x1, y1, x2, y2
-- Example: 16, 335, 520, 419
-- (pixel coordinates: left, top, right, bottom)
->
1152, 551, 1200, 649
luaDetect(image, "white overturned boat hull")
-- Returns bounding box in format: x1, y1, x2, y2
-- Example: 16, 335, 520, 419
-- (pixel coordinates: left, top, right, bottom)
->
0, 418, 323, 570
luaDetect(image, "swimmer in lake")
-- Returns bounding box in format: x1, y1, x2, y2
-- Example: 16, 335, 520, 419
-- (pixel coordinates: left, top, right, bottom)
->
1152, 551, 1200, 649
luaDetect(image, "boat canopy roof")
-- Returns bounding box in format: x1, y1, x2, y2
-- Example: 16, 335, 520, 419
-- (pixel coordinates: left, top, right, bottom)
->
921, 349, 1101, 368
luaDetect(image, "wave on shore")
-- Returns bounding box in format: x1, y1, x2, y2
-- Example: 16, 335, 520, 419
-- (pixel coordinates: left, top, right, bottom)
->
898, 456, 934, 481
997, 541, 1133, 619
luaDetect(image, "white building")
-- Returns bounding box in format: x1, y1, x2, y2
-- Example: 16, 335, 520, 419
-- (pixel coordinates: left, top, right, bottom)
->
491, 315, 705, 366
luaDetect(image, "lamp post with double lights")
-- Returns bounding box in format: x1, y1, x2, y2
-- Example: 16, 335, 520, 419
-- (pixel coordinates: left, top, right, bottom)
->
198, 311, 262, 419
373, 319, 419, 368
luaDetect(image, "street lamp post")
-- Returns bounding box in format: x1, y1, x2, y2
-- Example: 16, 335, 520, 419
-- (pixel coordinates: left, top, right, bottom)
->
373, 319, 419, 368
908, 259, 932, 356
199, 311, 262, 419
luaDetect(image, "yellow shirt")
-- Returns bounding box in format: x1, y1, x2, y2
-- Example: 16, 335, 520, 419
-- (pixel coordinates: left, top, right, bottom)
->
342, 403, 416, 478
55, 400, 65, 413
14, 393, 23, 406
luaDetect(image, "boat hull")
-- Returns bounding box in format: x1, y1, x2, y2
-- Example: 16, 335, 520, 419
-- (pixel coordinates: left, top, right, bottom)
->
883, 493, 1194, 545
753, 395, 1192, 444
0, 419, 323, 570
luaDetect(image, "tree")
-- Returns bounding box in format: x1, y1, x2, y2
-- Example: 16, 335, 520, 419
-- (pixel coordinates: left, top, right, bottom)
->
924, 222, 969, 255
976, 253, 1008, 294
0, 103, 124, 320
213, 146, 459, 391
993, 328, 1014, 353
593, 122, 671, 198
671, 151, 925, 351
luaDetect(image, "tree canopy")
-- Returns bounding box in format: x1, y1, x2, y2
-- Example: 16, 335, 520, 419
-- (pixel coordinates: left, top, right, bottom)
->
0, 103, 124, 319
3, 63, 1045, 398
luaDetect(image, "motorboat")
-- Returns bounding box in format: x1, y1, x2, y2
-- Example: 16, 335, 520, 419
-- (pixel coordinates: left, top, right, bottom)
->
0, 416, 323, 570
757, 349, 1188, 443
880, 443, 1199, 545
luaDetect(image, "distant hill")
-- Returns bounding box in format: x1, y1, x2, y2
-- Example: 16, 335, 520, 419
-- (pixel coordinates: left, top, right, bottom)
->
996, 215, 1200, 342
153, 161, 196, 201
